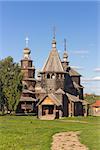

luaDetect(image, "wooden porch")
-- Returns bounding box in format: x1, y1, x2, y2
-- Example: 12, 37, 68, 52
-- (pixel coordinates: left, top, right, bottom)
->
37, 94, 62, 120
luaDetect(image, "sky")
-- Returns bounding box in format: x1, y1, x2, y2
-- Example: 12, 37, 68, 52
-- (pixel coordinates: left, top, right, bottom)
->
0, 0, 100, 95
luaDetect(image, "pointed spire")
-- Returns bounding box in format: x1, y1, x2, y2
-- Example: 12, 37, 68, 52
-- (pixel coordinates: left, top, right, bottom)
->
52, 26, 56, 49
64, 38, 66, 51
53, 26, 56, 39
63, 38, 68, 62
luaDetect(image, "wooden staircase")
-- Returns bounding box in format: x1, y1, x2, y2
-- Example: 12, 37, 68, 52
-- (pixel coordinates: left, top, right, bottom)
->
39, 114, 55, 120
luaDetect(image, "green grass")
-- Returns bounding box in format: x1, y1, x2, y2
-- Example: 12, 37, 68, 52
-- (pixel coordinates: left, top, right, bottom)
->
0, 116, 100, 150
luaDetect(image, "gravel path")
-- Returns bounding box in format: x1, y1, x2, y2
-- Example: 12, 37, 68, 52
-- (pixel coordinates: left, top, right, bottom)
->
51, 131, 88, 150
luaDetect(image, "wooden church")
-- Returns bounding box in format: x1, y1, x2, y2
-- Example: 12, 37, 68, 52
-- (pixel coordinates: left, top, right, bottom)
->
17, 35, 88, 119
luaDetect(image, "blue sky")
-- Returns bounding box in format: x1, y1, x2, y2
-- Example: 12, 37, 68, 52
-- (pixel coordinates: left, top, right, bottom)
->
0, 0, 100, 95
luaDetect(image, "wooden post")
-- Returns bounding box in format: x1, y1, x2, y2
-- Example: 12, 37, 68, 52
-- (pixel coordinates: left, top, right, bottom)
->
32, 102, 34, 111
84, 104, 87, 117
38, 105, 42, 118
53, 104, 56, 118
68, 102, 71, 117
59, 110, 62, 118
24, 101, 27, 114
72, 102, 74, 117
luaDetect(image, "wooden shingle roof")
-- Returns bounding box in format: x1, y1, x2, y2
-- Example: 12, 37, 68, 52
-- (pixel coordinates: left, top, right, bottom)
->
66, 93, 82, 102
23, 89, 34, 94
20, 96, 36, 102
55, 88, 65, 94
73, 82, 84, 89
42, 40, 64, 73
69, 68, 81, 76
37, 93, 62, 106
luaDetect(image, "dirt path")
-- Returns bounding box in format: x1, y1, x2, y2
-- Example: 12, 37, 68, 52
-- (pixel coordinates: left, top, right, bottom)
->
51, 131, 88, 150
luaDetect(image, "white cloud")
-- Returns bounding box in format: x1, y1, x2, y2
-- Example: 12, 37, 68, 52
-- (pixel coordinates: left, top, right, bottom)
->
94, 68, 100, 72
81, 80, 89, 84
84, 85, 100, 89
92, 76, 100, 81
71, 66, 84, 70
82, 77, 92, 82
71, 50, 89, 55
91, 86, 100, 89
82, 76, 100, 82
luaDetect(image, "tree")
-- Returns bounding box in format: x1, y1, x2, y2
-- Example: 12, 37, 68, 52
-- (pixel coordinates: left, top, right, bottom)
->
0, 80, 5, 115
84, 93, 100, 104
0, 56, 23, 114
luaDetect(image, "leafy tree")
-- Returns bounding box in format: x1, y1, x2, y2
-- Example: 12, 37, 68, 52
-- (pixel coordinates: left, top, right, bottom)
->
84, 93, 100, 104
0, 56, 23, 114
0, 80, 5, 115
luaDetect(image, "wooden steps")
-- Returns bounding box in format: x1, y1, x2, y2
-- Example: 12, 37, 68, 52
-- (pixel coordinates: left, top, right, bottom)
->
39, 114, 55, 120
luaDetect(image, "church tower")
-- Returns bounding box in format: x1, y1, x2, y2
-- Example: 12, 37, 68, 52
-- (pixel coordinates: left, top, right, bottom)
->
40, 34, 65, 93
21, 37, 36, 91
17, 37, 36, 114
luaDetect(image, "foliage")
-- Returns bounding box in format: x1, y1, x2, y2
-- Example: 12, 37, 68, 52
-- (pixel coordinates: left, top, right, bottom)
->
0, 56, 23, 114
0, 116, 100, 150
0, 80, 5, 115
84, 94, 100, 104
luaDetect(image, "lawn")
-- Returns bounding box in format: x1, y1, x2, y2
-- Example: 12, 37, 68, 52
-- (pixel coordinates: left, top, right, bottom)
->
0, 116, 100, 150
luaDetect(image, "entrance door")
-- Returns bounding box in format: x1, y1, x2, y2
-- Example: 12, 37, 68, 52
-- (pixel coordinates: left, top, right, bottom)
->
56, 111, 59, 119
42, 105, 54, 115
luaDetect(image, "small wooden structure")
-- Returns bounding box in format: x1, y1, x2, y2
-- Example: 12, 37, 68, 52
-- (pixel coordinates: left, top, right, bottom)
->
91, 100, 100, 116
37, 94, 62, 119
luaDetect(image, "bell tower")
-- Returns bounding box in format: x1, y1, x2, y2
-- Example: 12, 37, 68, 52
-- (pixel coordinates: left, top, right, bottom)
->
40, 31, 65, 93
21, 37, 36, 91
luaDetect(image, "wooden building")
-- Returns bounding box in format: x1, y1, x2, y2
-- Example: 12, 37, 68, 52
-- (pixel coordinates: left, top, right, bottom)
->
91, 100, 100, 116
17, 35, 87, 119
16, 42, 36, 114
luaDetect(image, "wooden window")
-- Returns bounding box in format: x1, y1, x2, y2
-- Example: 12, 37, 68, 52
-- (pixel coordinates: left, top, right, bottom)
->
47, 73, 50, 79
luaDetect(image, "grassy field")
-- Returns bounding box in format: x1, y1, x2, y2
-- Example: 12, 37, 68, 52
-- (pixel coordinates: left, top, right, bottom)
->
0, 116, 100, 150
